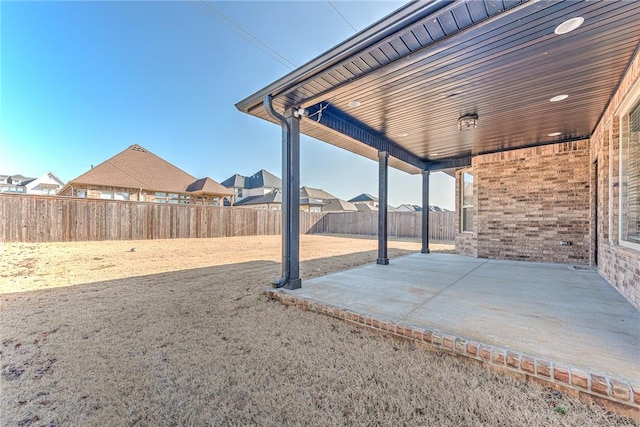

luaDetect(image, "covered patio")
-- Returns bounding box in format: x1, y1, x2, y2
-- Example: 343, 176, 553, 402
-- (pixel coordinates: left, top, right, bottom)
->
237, 0, 640, 416
268, 253, 640, 414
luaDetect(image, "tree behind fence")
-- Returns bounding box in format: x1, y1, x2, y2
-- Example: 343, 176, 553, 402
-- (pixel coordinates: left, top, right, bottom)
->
0, 194, 455, 242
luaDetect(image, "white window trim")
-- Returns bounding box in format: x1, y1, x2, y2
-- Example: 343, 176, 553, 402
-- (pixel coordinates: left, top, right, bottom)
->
460, 170, 473, 233
617, 78, 640, 251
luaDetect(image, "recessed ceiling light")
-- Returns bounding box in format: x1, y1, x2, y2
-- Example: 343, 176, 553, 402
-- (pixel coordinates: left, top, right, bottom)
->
397, 132, 409, 137
550, 94, 568, 102
348, 101, 361, 108
554, 17, 584, 35
548, 132, 562, 137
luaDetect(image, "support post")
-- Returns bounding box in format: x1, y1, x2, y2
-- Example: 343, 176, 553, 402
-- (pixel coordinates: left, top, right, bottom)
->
421, 170, 430, 254
377, 151, 389, 265
282, 108, 302, 289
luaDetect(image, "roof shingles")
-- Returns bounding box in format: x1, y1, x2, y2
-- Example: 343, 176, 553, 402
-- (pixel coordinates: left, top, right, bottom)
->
68, 144, 231, 196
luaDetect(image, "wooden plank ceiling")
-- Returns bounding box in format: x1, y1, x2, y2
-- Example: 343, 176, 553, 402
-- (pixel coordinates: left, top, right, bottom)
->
237, 0, 640, 174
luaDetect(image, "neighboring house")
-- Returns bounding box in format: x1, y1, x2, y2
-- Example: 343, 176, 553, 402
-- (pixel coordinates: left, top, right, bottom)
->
300, 186, 336, 212
322, 198, 358, 212
355, 203, 377, 212
349, 193, 378, 207
25, 173, 65, 195
1, 174, 33, 194
299, 196, 324, 212
221, 170, 281, 203
0, 172, 64, 195
233, 185, 358, 212
300, 186, 335, 201
396, 204, 445, 212
233, 189, 281, 210
395, 204, 422, 212
58, 144, 234, 205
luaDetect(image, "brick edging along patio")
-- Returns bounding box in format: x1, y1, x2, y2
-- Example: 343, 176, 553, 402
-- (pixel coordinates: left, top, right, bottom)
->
266, 289, 640, 419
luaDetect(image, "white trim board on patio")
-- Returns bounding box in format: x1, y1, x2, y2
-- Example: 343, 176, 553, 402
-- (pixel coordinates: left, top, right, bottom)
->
285, 253, 640, 384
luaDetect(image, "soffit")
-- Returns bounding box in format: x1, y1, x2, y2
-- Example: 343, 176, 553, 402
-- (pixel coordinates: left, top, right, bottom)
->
237, 0, 640, 174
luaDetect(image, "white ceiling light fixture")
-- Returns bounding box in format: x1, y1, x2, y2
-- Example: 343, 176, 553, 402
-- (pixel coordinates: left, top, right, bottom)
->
348, 100, 361, 108
550, 94, 569, 102
554, 17, 584, 35
458, 114, 478, 131
548, 132, 562, 137
397, 132, 409, 137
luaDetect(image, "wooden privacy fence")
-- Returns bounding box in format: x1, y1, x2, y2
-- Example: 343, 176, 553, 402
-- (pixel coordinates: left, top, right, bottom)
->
309, 211, 456, 241
0, 194, 455, 242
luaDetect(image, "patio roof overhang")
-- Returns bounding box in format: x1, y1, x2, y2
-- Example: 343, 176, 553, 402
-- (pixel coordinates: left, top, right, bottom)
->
236, 0, 640, 174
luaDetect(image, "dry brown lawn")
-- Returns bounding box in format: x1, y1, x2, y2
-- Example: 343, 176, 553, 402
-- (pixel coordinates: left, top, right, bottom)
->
0, 234, 637, 426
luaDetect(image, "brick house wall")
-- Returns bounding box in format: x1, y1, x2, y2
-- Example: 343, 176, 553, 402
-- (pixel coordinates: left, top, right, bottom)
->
455, 141, 591, 263
456, 47, 640, 310
589, 46, 640, 310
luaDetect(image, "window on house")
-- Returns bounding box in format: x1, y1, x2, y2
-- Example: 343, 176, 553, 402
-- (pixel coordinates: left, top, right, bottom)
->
620, 99, 640, 249
461, 172, 474, 232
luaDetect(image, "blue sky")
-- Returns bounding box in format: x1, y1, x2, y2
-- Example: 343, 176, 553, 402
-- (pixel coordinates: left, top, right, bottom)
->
1, 0, 454, 209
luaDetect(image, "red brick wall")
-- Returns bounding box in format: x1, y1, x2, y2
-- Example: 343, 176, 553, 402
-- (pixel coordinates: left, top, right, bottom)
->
456, 141, 591, 263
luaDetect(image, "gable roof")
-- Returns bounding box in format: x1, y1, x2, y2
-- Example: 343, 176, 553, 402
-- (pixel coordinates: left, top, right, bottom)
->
25, 172, 65, 189
233, 189, 282, 206
237, 1, 640, 174
349, 193, 378, 203
64, 144, 230, 196
300, 186, 335, 200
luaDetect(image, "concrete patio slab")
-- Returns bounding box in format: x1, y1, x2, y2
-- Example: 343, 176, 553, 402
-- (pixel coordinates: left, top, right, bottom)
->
272, 253, 640, 411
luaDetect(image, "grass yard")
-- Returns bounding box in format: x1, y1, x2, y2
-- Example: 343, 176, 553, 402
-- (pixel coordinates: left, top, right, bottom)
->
0, 235, 637, 426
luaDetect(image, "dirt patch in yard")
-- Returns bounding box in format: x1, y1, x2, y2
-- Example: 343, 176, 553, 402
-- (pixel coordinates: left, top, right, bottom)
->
0, 235, 637, 426
0, 234, 437, 294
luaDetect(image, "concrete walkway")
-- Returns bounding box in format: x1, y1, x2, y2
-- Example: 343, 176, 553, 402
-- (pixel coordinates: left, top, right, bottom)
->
282, 253, 640, 385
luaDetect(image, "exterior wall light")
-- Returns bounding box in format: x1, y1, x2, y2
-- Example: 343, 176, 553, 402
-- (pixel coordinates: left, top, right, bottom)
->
458, 114, 478, 131
293, 108, 309, 118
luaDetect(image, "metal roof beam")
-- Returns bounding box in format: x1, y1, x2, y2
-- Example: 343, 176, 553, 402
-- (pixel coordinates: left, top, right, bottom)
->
306, 103, 426, 170
424, 156, 471, 171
